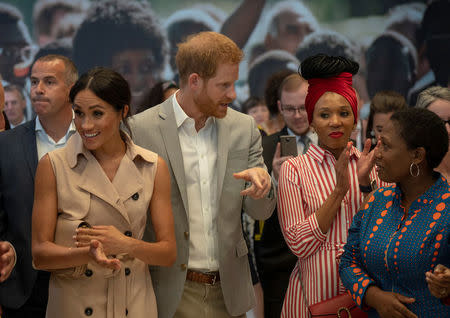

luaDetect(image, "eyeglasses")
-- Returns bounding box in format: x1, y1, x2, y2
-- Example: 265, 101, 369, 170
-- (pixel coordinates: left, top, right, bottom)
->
442, 118, 450, 126
281, 105, 306, 115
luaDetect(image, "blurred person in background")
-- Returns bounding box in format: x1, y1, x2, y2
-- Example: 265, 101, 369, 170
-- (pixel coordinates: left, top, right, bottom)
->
365, 90, 407, 148
416, 86, 450, 180
262, 70, 296, 135
263, 0, 318, 55
257, 74, 314, 318
409, 0, 450, 105
0, 3, 35, 88
4, 84, 27, 128
248, 50, 299, 103
366, 31, 418, 100
241, 97, 270, 133
0, 81, 10, 132
32, 0, 89, 47
165, 7, 221, 76
73, 0, 167, 114
135, 80, 179, 115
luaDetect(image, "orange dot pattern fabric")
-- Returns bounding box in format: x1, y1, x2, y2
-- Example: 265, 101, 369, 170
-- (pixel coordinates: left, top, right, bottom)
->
339, 176, 450, 317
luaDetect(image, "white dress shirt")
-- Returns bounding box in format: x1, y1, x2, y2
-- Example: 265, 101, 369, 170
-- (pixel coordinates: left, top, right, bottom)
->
172, 95, 219, 271
10, 117, 27, 129
35, 115, 77, 160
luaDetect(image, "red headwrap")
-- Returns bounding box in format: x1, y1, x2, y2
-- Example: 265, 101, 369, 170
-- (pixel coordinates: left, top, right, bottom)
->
304, 72, 358, 123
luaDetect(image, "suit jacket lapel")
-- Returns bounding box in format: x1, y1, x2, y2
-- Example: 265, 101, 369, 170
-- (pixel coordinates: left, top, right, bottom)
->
22, 120, 38, 179
216, 117, 229, 198
158, 100, 190, 216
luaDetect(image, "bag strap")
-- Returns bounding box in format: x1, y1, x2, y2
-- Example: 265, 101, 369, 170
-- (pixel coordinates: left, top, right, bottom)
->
298, 275, 311, 317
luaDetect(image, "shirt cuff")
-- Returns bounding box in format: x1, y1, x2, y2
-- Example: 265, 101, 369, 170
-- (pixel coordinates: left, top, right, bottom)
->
309, 213, 327, 241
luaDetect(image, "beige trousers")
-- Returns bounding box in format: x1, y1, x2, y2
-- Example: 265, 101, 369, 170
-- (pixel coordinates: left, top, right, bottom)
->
174, 280, 247, 318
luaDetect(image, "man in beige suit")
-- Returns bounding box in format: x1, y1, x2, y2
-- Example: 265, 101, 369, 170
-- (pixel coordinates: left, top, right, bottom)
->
130, 32, 276, 318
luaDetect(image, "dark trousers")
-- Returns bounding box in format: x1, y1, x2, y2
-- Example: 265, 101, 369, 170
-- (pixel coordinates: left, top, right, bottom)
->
3, 271, 49, 318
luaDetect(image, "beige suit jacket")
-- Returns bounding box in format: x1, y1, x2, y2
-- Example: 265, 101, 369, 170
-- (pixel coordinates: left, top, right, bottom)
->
129, 97, 276, 317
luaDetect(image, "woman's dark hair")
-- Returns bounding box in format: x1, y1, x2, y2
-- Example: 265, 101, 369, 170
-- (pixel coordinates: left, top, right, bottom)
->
135, 80, 178, 114
390, 108, 448, 169
241, 96, 264, 115
300, 53, 359, 80
366, 90, 408, 141
69, 67, 132, 134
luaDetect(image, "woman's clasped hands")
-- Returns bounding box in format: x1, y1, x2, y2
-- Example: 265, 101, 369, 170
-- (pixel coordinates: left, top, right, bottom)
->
74, 225, 130, 271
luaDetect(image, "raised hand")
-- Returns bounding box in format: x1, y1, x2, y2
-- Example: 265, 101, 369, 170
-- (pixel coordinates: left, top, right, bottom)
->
272, 142, 294, 181
334, 141, 352, 195
357, 138, 379, 185
233, 167, 271, 199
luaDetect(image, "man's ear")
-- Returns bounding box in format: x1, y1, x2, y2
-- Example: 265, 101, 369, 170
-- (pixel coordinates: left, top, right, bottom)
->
188, 73, 201, 91
277, 100, 282, 113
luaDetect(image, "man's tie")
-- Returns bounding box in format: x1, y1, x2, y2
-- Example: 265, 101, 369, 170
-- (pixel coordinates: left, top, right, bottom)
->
300, 135, 311, 154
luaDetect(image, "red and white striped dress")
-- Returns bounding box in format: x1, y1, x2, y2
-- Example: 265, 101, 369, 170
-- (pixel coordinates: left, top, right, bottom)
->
277, 143, 382, 318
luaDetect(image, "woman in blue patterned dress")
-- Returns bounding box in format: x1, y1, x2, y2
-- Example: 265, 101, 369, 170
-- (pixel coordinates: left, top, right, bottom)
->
340, 108, 450, 317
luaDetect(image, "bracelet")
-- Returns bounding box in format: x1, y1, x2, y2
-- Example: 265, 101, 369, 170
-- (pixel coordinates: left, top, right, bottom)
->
359, 184, 372, 193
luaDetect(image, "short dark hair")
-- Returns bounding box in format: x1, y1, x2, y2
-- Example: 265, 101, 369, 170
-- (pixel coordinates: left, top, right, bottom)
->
3, 84, 25, 99
263, 69, 296, 116
72, 0, 167, 75
135, 80, 178, 114
33, 54, 78, 85
241, 96, 265, 115
390, 107, 448, 169
366, 90, 407, 140
69, 67, 131, 133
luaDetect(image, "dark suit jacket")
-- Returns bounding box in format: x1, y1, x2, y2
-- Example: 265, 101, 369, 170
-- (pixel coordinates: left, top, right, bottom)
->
0, 120, 49, 309
254, 127, 297, 297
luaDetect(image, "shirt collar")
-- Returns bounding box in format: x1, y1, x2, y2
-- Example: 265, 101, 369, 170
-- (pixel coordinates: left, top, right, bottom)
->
307, 143, 359, 163
35, 111, 77, 134
66, 131, 157, 169
172, 91, 215, 129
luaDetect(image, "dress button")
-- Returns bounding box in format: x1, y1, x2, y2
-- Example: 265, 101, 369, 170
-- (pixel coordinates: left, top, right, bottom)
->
180, 263, 187, 270
124, 231, 132, 237
85, 269, 93, 277
184, 231, 189, 239
132, 193, 139, 200
125, 267, 131, 276
85, 307, 93, 316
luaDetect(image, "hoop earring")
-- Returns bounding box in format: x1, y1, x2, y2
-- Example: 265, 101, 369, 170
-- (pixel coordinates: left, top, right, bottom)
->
410, 162, 420, 177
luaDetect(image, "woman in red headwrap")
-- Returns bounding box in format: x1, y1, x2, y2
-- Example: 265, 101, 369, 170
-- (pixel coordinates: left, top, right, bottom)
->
277, 54, 385, 318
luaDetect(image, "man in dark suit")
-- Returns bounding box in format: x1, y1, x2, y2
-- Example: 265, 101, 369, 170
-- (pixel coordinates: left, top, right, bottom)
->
254, 74, 315, 318
0, 54, 77, 318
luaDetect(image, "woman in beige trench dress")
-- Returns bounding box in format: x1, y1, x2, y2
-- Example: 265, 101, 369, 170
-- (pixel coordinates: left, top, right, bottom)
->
31, 67, 176, 318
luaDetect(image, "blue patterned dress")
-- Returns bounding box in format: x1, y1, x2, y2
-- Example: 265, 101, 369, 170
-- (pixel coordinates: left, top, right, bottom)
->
340, 175, 450, 317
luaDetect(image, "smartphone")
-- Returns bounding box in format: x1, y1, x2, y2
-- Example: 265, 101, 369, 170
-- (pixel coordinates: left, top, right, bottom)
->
280, 135, 298, 157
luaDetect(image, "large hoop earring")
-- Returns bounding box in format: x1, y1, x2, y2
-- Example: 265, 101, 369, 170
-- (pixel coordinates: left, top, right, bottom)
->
410, 162, 420, 177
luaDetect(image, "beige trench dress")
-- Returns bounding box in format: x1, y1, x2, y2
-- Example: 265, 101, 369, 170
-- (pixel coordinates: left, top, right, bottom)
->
45, 132, 158, 318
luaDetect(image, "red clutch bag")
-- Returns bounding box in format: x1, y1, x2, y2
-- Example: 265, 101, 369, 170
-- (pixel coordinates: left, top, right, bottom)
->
308, 293, 368, 318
